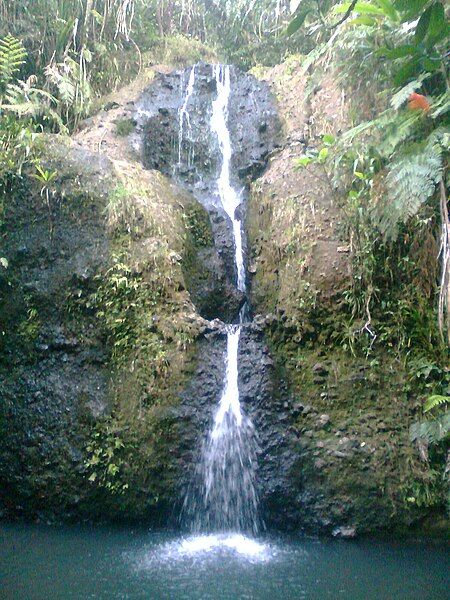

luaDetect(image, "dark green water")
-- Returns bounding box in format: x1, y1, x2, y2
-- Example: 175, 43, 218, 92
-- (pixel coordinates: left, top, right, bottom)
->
0, 524, 448, 600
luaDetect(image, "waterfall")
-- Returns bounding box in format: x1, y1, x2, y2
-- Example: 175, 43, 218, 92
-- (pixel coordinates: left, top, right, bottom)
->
182, 64, 260, 536
211, 64, 246, 293
183, 326, 259, 534
178, 65, 196, 166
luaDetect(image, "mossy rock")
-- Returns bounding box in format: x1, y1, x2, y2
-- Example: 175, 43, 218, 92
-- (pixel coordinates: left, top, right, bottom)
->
0, 134, 212, 522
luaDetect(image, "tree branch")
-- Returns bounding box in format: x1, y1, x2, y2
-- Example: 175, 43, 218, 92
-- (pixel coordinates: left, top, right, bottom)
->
329, 0, 358, 29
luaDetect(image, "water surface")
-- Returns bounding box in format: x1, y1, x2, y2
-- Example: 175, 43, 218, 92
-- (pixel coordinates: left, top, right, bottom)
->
1, 524, 448, 599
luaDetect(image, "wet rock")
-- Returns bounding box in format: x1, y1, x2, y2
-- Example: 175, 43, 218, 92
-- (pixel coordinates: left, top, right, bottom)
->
332, 525, 357, 539
317, 414, 331, 428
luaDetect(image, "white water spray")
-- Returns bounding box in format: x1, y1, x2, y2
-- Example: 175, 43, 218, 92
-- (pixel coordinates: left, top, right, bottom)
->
211, 64, 246, 293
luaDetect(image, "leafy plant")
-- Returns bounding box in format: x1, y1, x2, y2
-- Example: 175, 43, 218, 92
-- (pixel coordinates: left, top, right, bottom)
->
115, 117, 135, 136
424, 394, 450, 412
32, 164, 58, 235
0, 34, 26, 89
85, 422, 132, 495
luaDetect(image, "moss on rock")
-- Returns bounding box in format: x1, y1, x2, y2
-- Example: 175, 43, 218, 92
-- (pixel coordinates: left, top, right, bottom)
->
0, 134, 211, 522
247, 57, 449, 536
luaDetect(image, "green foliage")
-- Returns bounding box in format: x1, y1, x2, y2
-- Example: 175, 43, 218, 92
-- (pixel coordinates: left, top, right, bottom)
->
376, 134, 444, 240
0, 116, 39, 184
17, 306, 40, 344
114, 117, 135, 137
424, 394, 450, 412
183, 203, 213, 247
409, 412, 450, 445
85, 422, 133, 495
90, 255, 144, 362
144, 35, 216, 68
403, 468, 448, 508
0, 34, 26, 88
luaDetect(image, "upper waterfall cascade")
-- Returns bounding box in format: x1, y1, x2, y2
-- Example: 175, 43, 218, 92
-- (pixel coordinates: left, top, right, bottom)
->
177, 65, 196, 167
210, 64, 246, 294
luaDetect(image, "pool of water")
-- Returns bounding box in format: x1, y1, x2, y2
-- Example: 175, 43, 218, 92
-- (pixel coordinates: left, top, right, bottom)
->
0, 524, 448, 599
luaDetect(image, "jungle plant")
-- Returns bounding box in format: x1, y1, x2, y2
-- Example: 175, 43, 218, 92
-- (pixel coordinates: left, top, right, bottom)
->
293, 0, 449, 346
31, 164, 58, 236
114, 117, 135, 136
85, 421, 133, 495
0, 33, 26, 91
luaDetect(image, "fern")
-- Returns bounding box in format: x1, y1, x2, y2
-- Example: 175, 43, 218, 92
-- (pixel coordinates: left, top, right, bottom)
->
372, 133, 444, 240
424, 395, 450, 412
2, 80, 65, 132
0, 34, 27, 88
410, 412, 450, 445
390, 78, 424, 110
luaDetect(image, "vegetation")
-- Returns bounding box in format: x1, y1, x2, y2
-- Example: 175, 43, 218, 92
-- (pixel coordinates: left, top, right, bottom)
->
287, 0, 449, 513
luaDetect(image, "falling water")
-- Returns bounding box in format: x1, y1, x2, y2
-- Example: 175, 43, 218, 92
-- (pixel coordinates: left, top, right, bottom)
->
183, 326, 259, 534
211, 64, 246, 293
182, 65, 260, 535
178, 65, 196, 166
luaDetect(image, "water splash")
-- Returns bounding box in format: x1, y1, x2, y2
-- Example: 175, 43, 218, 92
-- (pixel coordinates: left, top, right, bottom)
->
211, 64, 246, 292
183, 326, 260, 534
178, 65, 196, 166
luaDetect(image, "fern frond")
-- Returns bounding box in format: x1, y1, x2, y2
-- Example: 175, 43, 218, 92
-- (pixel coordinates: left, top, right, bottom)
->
409, 412, 450, 444
1, 81, 65, 132
390, 79, 424, 110
424, 395, 450, 412
372, 134, 444, 239
431, 92, 450, 119
0, 34, 27, 87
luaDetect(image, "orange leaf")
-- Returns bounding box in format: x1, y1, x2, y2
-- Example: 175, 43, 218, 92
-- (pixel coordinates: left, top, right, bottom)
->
407, 92, 430, 112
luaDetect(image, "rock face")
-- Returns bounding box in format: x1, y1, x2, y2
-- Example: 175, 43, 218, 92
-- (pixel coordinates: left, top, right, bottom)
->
0, 57, 443, 536
0, 135, 216, 522
244, 57, 442, 535
0, 63, 291, 528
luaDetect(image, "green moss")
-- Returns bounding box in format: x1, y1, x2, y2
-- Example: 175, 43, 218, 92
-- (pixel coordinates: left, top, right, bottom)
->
262, 316, 449, 531
114, 118, 135, 137
183, 203, 213, 248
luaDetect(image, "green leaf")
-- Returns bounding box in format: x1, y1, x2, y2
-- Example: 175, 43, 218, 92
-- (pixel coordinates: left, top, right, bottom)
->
374, 0, 398, 21
430, 92, 450, 118
415, 5, 432, 44
390, 79, 423, 109
91, 9, 104, 24
286, 8, 310, 36
393, 57, 420, 86
425, 2, 447, 45
377, 45, 417, 59
323, 134, 336, 145
394, 0, 429, 18
335, 2, 386, 16
318, 147, 329, 162
294, 156, 312, 168
424, 395, 450, 412
348, 15, 378, 26
88, 472, 97, 482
